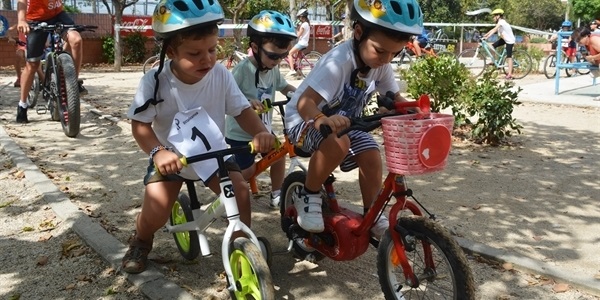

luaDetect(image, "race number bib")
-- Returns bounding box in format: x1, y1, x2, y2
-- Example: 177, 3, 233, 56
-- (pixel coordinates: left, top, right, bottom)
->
167, 107, 228, 181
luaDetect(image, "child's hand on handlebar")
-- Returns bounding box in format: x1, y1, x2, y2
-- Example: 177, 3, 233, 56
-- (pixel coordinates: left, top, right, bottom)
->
154, 149, 184, 175
250, 99, 265, 113
314, 114, 350, 136
251, 132, 277, 153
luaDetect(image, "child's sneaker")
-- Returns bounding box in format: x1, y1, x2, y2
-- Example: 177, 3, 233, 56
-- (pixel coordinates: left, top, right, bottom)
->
370, 215, 390, 240
269, 193, 280, 209
121, 234, 153, 274
293, 189, 324, 233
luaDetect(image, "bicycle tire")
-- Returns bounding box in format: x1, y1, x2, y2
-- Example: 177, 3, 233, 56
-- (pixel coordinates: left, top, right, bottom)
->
228, 237, 275, 300
298, 51, 322, 78
576, 55, 591, 75
142, 55, 159, 74
279, 171, 326, 262
170, 192, 201, 261
56, 53, 80, 137
504, 49, 532, 79
46, 56, 61, 122
457, 48, 487, 77
27, 72, 40, 109
377, 216, 476, 300
543, 54, 558, 79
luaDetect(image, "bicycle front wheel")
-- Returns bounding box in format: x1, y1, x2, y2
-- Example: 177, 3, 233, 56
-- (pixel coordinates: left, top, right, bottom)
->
228, 237, 275, 300
505, 49, 532, 79
142, 55, 160, 74
55, 53, 81, 138
457, 48, 487, 77
170, 192, 200, 260
377, 216, 476, 300
299, 51, 322, 78
543, 54, 558, 79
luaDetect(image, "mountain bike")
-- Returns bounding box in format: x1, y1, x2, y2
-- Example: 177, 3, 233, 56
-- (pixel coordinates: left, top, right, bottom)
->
280, 94, 476, 299
457, 37, 533, 79
166, 144, 275, 299
29, 22, 97, 138
279, 48, 322, 78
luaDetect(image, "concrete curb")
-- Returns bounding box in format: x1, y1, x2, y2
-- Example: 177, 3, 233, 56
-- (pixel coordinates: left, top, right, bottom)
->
0, 125, 196, 300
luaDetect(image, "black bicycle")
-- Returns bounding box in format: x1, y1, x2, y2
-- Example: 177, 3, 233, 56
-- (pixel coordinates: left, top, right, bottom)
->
27, 22, 96, 137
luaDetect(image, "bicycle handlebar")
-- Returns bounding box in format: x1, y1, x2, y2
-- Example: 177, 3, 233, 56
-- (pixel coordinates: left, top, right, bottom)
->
319, 93, 431, 139
30, 22, 98, 32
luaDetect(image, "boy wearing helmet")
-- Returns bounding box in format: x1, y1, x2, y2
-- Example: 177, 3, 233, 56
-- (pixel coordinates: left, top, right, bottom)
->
284, 0, 420, 238
483, 9, 516, 79
549, 21, 577, 73
225, 10, 298, 208
123, 0, 274, 274
286, 8, 311, 77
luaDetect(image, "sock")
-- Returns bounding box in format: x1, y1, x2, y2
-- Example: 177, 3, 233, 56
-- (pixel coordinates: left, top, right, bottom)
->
18, 101, 28, 109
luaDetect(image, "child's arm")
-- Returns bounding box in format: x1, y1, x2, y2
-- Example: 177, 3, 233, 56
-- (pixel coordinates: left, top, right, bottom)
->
483, 24, 500, 39
131, 120, 183, 175
234, 108, 275, 153
280, 84, 296, 98
298, 87, 350, 135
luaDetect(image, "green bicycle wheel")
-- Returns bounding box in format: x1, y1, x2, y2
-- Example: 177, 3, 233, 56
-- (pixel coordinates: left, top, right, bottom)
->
170, 192, 200, 260
228, 237, 275, 300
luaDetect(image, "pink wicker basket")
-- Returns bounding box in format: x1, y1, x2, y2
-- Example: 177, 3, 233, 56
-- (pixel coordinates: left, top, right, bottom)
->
381, 113, 454, 175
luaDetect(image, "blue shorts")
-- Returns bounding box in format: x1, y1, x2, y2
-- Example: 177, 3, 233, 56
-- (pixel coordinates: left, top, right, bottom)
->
286, 121, 379, 172
292, 44, 308, 51
225, 138, 257, 170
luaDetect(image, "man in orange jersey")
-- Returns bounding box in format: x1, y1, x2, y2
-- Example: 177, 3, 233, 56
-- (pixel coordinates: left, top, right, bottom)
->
15, 0, 86, 123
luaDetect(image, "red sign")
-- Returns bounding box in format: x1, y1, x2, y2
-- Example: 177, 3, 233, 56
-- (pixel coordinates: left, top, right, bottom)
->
313, 25, 332, 39
117, 15, 153, 37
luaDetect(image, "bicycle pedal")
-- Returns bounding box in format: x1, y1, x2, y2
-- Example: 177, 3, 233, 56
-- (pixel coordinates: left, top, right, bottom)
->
36, 105, 48, 115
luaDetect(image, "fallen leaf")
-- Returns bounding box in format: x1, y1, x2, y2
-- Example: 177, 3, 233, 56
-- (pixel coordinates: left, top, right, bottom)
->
502, 262, 513, 270
22, 226, 34, 232
552, 283, 570, 293
64, 283, 76, 290
472, 204, 482, 210
76, 274, 92, 282
37, 256, 49, 266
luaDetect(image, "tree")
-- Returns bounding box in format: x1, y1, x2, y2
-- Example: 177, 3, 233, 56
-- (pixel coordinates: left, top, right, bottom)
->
507, 0, 564, 30
572, 0, 600, 22
101, 0, 139, 71
419, 0, 464, 23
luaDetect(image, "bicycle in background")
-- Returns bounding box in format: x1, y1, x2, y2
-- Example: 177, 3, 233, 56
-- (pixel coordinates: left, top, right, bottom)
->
543, 45, 590, 79
279, 48, 322, 78
427, 27, 448, 41
456, 37, 533, 79
142, 38, 162, 74
28, 22, 97, 138
219, 45, 248, 70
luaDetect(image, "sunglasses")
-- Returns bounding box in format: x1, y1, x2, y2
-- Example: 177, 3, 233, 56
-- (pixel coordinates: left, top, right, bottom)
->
261, 47, 289, 61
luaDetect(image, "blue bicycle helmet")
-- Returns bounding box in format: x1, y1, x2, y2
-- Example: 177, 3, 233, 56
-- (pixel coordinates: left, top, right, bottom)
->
351, 0, 423, 35
248, 10, 297, 39
152, 0, 224, 39
561, 20, 572, 28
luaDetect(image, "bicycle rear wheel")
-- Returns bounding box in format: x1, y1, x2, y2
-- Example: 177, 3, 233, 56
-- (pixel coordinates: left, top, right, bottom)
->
170, 192, 200, 260
543, 54, 558, 79
299, 51, 322, 78
504, 49, 532, 79
228, 237, 275, 300
55, 53, 80, 138
377, 216, 476, 300
27, 72, 40, 109
456, 48, 487, 77
142, 55, 160, 74
576, 55, 591, 75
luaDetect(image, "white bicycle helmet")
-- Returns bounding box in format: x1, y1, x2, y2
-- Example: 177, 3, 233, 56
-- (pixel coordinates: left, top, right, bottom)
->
248, 10, 297, 39
297, 8, 308, 17
351, 0, 423, 35
152, 0, 224, 39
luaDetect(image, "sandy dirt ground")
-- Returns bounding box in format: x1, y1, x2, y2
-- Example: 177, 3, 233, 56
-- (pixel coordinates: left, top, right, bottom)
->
0, 68, 599, 300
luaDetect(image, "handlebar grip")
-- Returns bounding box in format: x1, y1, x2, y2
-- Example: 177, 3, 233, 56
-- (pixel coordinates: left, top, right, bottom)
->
320, 124, 332, 139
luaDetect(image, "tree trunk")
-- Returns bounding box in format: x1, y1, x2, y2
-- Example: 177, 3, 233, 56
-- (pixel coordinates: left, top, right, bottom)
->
113, 1, 124, 71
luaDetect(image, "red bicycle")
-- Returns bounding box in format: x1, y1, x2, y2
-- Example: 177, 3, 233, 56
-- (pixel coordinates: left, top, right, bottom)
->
280, 94, 476, 299
279, 48, 322, 78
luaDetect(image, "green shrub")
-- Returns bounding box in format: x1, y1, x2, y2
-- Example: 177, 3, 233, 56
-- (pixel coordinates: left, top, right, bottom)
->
463, 69, 523, 145
122, 32, 148, 64
101, 35, 115, 63
400, 55, 472, 123
529, 37, 548, 43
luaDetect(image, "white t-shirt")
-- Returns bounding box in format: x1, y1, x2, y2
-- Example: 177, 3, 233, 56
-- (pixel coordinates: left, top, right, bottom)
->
285, 40, 399, 129
297, 22, 310, 46
497, 19, 515, 44
225, 58, 288, 141
127, 61, 250, 178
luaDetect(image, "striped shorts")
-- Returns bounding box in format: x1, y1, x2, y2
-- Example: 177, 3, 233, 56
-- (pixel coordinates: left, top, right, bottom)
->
287, 121, 380, 172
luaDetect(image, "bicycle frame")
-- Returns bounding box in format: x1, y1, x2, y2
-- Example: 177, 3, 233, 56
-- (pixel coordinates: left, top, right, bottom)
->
476, 40, 505, 67
163, 145, 263, 294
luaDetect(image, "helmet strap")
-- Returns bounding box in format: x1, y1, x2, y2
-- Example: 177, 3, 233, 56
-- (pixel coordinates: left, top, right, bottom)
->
251, 41, 268, 87
152, 40, 170, 104
352, 23, 372, 74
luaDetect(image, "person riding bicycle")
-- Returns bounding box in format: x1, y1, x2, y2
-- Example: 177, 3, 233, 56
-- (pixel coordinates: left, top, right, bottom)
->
225, 10, 298, 209
15, 0, 87, 123
549, 20, 577, 74
410, 27, 429, 57
286, 8, 310, 77
123, 0, 275, 274
284, 0, 421, 238
483, 8, 515, 79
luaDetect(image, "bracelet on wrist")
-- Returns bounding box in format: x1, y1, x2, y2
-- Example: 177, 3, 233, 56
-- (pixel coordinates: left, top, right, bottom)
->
149, 145, 172, 160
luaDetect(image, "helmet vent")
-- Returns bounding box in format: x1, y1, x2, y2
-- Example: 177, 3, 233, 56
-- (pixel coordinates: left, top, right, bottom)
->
274, 16, 284, 25
191, 0, 204, 10
404, 3, 415, 20
207, 0, 215, 5
173, 0, 190, 11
